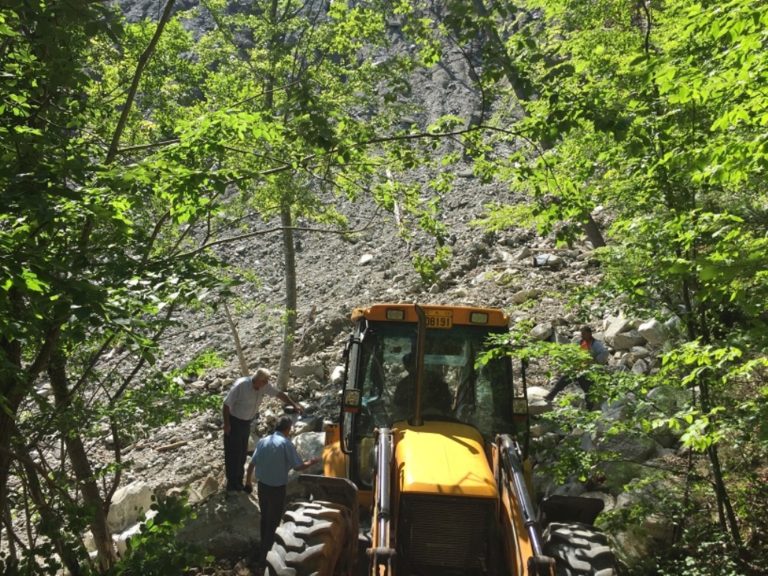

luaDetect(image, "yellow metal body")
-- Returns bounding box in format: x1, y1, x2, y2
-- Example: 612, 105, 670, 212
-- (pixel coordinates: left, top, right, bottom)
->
351, 303, 509, 327
394, 421, 497, 498
323, 424, 373, 510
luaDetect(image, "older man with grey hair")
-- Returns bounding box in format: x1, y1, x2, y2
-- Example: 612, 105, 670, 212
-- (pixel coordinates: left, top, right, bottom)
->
222, 368, 303, 493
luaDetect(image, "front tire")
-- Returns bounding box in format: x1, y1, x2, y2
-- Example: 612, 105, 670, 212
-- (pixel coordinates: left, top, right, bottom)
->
543, 522, 619, 576
266, 500, 353, 576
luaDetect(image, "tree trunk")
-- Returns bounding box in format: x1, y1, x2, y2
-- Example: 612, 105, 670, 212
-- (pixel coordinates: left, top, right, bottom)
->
276, 201, 297, 392
583, 214, 606, 248
0, 308, 52, 542
48, 351, 115, 571
1, 495, 18, 566
0, 307, 23, 525
265, 0, 298, 392
699, 378, 743, 553
0, 409, 18, 553
685, 277, 744, 556
19, 456, 83, 574
224, 300, 249, 376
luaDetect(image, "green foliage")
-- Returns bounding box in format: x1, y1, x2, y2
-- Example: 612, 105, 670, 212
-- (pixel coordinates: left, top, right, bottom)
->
538, 406, 603, 484
109, 494, 210, 576
3, 0, 765, 572
473, 203, 537, 233
470, 0, 768, 334
483, 327, 600, 380
2, 2, 470, 570
411, 245, 452, 285
656, 531, 743, 576
649, 341, 768, 454
173, 349, 226, 380
1, 3, 234, 570
110, 370, 220, 439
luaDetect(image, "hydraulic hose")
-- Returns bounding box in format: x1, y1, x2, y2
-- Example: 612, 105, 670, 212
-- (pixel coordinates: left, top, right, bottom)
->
370, 427, 396, 572
500, 435, 546, 557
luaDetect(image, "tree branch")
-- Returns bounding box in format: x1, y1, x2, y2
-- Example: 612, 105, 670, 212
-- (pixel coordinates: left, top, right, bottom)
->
177, 205, 383, 259
106, 0, 177, 163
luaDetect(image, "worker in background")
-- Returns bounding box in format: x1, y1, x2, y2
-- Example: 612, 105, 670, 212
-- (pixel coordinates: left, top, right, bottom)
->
545, 325, 609, 409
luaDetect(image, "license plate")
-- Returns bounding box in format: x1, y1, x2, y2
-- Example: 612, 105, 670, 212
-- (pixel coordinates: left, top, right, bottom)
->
425, 311, 452, 329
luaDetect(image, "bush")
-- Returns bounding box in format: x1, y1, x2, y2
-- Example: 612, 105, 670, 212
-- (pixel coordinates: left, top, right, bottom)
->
109, 493, 210, 576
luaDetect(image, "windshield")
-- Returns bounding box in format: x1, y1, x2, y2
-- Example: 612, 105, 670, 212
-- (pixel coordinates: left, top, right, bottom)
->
355, 322, 515, 439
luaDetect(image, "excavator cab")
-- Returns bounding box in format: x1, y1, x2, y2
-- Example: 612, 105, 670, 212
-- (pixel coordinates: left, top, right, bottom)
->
339, 304, 528, 491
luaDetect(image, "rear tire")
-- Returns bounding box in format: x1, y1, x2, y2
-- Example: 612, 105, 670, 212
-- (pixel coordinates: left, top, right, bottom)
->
266, 500, 353, 576
543, 522, 619, 576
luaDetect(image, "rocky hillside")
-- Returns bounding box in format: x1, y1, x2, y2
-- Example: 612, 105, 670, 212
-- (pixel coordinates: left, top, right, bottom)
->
98, 2, 679, 573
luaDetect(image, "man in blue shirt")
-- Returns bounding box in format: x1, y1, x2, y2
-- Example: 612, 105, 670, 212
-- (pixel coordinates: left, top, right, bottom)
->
245, 415, 320, 563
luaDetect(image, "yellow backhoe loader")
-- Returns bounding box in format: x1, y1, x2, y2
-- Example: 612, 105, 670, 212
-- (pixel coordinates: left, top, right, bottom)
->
265, 303, 619, 576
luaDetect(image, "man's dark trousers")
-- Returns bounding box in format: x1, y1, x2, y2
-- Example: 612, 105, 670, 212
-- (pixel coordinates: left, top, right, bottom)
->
546, 374, 594, 409
224, 415, 251, 491
258, 482, 287, 561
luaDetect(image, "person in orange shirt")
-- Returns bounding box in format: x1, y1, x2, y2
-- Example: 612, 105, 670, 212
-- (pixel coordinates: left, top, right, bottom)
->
545, 326, 609, 409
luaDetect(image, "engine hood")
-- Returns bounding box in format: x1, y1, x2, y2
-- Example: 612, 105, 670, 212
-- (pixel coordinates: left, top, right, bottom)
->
394, 421, 497, 499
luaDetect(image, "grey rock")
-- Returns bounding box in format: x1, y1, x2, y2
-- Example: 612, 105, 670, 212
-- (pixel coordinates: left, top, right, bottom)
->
510, 288, 539, 304
612, 329, 646, 350
178, 493, 260, 558
532, 253, 564, 269
604, 316, 633, 346
638, 318, 667, 346
530, 323, 553, 341
107, 481, 153, 533
631, 359, 648, 374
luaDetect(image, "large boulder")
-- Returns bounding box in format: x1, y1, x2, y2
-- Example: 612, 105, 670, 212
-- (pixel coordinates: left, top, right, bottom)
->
580, 490, 616, 514
637, 319, 667, 347
292, 431, 325, 469
603, 316, 632, 347
291, 362, 324, 379
329, 364, 345, 385
113, 509, 158, 556
107, 481, 154, 533
187, 475, 220, 505
612, 330, 645, 351
613, 489, 677, 567
646, 385, 689, 414
630, 358, 649, 374
527, 386, 552, 416
594, 461, 650, 495
179, 492, 261, 558
510, 288, 539, 304
286, 431, 325, 499
596, 432, 661, 463
530, 322, 553, 341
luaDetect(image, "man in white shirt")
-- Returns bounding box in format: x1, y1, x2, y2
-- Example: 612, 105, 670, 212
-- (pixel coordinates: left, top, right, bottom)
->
222, 368, 303, 492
